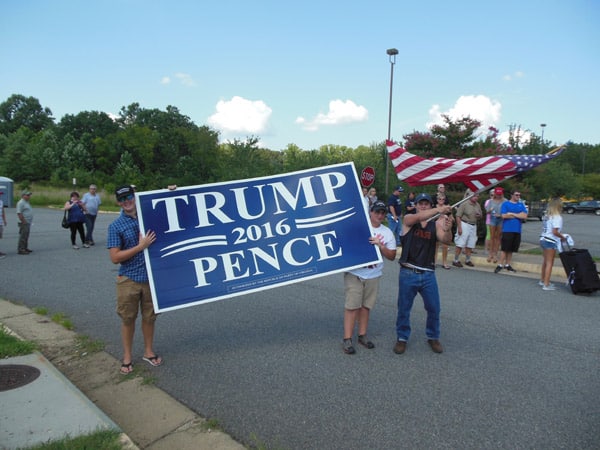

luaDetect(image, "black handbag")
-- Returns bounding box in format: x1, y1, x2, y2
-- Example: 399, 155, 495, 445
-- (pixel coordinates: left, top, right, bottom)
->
61, 211, 69, 229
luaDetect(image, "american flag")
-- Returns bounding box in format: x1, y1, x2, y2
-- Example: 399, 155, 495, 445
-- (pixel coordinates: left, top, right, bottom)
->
386, 140, 566, 192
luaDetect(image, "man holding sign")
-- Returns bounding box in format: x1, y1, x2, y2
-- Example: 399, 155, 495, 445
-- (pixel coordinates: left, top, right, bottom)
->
107, 185, 162, 374
342, 201, 397, 354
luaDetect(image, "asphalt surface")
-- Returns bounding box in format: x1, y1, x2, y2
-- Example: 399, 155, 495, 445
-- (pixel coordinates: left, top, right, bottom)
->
1, 207, 599, 449
521, 213, 600, 258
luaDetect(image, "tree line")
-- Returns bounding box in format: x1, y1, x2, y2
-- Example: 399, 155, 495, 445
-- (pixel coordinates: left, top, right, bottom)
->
1, 94, 598, 202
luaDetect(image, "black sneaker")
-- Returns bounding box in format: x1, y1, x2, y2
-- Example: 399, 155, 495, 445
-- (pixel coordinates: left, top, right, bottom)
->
452, 261, 463, 268
358, 335, 375, 349
343, 338, 356, 355
505, 265, 516, 272
494, 265, 503, 273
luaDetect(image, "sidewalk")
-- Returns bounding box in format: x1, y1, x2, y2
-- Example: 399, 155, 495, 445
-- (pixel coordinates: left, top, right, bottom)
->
446, 242, 568, 282
0, 245, 563, 450
0, 301, 244, 450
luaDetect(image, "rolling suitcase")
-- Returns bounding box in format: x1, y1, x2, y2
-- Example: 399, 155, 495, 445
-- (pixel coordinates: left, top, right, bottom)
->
559, 245, 600, 295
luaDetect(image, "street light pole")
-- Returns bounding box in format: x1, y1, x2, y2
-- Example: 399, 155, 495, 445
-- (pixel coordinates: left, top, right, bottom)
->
540, 123, 546, 148
385, 48, 398, 195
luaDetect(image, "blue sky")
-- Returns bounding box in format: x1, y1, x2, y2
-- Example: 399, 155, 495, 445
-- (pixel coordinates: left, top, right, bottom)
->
1, 0, 598, 151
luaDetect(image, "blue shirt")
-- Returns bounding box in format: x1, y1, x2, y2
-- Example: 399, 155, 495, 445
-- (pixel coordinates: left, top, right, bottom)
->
82, 192, 101, 215
500, 201, 527, 233
67, 201, 86, 223
107, 211, 148, 282
387, 194, 402, 217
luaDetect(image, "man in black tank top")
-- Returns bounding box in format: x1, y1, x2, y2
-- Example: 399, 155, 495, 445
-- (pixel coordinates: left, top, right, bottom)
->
393, 193, 453, 355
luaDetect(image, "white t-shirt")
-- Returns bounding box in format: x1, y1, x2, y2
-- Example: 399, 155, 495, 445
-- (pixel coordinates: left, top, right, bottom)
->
540, 214, 563, 244
349, 223, 396, 279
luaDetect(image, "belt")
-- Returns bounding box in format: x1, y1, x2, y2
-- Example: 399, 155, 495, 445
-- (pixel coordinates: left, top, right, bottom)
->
400, 264, 425, 274
463, 222, 476, 226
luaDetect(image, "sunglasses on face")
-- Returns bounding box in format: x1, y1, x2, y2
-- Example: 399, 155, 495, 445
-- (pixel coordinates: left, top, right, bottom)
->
117, 194, 134, 202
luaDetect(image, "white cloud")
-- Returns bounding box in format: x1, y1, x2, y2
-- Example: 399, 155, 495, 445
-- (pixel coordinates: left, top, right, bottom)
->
427, 95, 502, 135
502, 70, 525, 81
498, 129, 532, 145
174, 72, 196, 87
207, 96, 272, 134
160, 73, 196, 87
296, 99, 368, 131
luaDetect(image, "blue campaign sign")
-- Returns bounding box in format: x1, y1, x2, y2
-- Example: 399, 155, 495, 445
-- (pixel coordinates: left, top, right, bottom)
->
137, 162, 381, 312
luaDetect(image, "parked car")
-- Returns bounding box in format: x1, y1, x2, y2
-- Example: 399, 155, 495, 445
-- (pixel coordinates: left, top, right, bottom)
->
527, 201, 547, 221
563, 200, 600, 215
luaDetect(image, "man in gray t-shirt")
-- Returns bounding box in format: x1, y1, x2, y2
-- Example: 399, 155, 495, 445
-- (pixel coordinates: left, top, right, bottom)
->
16, 190, 34, 254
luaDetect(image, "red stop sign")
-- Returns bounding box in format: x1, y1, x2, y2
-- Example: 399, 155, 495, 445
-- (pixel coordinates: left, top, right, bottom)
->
360, 166, 375, 187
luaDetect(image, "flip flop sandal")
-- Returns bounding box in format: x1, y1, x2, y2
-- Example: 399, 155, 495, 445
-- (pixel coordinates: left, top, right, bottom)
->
143, 355, 163, 367
120, 362, 133, 375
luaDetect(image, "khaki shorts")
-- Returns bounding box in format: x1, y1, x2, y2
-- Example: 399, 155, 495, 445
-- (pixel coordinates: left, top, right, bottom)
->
344, 272, 380, 310
116, 276, 157, 325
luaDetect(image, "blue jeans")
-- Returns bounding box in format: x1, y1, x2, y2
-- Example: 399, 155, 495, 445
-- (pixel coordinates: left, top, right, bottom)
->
386, 213, 401, 245
396, 268, 441, 341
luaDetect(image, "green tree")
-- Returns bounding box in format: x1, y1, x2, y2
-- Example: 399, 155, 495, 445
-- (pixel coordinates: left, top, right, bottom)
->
0, 127, 34, 179
25, 129, 61, 181
0, 94, 54, 134
522, 160, 581, 199
581, 173, 600, 199
113, 151, 142, 188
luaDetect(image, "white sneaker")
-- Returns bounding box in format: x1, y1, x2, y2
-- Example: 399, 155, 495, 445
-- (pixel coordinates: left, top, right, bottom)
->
72, 245, 79, 250
538, 281, 544, 286
542, 283, 557, 291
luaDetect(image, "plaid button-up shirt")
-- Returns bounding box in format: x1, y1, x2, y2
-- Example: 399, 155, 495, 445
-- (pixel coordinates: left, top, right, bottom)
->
107, 211, 148, 283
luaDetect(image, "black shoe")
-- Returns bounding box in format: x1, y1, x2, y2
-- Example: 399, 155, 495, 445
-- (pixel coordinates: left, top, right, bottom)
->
465, 261, 474, 267
494, 265, 503, 273
452, 261, 463, 268
343, 338, 356, 355
18, 250, 29, 255
505, 265, 516, 272
358, 335, 375, 349
393, 340, 407, 354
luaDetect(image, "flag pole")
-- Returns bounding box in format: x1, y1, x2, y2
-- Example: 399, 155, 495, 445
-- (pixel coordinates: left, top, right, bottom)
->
426, 177, 513, 222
